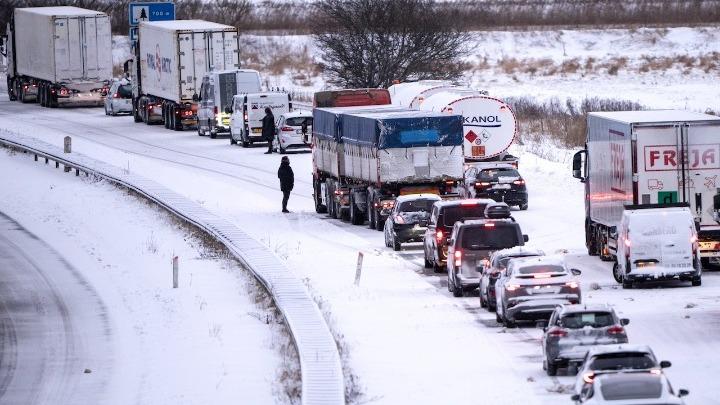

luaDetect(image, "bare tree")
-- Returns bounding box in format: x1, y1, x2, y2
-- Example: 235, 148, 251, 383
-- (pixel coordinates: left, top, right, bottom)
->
312, 0, 470, 88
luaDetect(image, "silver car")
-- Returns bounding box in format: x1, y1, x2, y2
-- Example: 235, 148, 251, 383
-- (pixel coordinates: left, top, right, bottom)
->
273, 110, 313, 154
542, 304, 629, 376
104, 80, 133, 116
572, 372, 688, 404
495, 256, 581, 327
479, 247, 544, 311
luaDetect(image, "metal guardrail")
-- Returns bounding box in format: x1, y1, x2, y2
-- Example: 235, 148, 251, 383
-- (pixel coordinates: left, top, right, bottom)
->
0, 129, 345, 405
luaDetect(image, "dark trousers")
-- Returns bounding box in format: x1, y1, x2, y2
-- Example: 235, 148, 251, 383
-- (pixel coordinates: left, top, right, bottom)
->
282, 190, 291, 210
267, 138, 274, 152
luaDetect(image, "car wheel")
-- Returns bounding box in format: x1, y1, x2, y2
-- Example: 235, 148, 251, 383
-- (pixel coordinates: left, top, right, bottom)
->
424, 257, 432, 269
519, 202, 528, 211
692, 276, 702, 287
241, 140, 249, 148
210, 129, 217, 139
503, 314, 516, 328
488, 301, 496, 312
375, 214, 384, 231
451, 273, 463, 297
546, 360, 558, 376
612, 262, 623, 284
433, 260, 443, 274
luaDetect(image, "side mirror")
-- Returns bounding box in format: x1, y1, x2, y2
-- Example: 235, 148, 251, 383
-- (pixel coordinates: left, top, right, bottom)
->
660, 360, 671, 368
571, 268, 582, 276
620, 318, 629, 326
542, 326, 547, 332
570, 394, 580, 401
448, 238, 454, 245
678, 389, 689, 397
192, 94, 199, 102
225, 106, 232, 114
523, 234, 529, 243
572, 150, 586, 182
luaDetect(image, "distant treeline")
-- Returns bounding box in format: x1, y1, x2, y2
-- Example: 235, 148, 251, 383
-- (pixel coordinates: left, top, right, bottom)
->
1, 0, 719, 34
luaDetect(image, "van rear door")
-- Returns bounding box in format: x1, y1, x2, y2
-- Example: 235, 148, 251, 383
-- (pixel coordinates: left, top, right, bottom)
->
629, 211, 693, 272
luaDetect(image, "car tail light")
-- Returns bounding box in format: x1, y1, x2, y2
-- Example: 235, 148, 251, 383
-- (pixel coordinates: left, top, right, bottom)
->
445, 180, 455, 185
244, 112, 248, 121
436, 230, 444, 242
281, 126, 294, 131
475, 181, 491, 188
461, 200, 479, 206
506, 284, 520, 291
23, 85, 28, 90
565, 281, 579, 288
484, 223, 495, 228
113, 93, 120, 98
182, 109, 193, 117
381, 200, 395, 210
394, 215, 405, 224
454, 250, 462, 267
650, 368, 662, 375
607, 325, 625, 335
513, 179, 525, 185
547, 327, 568, 337
583, 372, 595, 384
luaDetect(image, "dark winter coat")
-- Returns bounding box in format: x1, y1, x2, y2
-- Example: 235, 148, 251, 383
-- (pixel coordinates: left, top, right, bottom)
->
262, 112, 276, 141
278, 161, 294, 191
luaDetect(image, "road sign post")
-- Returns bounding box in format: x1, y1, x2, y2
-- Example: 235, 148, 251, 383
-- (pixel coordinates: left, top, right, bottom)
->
128, 2, 175, 43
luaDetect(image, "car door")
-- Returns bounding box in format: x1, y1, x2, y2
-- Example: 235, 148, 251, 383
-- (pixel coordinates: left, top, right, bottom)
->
496, 263, 511, 313
425, 206, 438, 257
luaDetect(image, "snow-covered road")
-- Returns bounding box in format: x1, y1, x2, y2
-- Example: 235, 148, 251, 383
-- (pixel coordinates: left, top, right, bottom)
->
0, 211, 110, 405
1, 97, 719, 404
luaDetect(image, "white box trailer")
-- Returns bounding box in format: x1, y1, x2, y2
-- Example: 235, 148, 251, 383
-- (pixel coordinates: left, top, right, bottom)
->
5, 6, 112, 106
133, 20, 240, 130
572, 110, 720, 263
388, 80, 455, 108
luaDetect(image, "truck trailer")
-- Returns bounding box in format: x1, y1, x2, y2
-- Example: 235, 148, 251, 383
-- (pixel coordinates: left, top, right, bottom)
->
572, 110, 720, 265
3, 6, 112, 107
312, 108, 465, 230
131, 20, 240, 130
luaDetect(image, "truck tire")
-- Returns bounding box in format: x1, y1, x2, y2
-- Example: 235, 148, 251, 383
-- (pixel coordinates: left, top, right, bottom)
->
350, 195, 362, 225
133, 100, 142, 122
691, 276, 702, 287
587, 222, 599, 256
314, 180, 327, 214
326, 182, 337, 219
367, 195, 375, 229
7, 78, 17, 101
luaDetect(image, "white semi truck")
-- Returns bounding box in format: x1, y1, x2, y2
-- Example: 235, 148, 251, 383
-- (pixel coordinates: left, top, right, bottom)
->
572, 110, 720, 266
2, 6, 112, 107
131, 20, 240, 130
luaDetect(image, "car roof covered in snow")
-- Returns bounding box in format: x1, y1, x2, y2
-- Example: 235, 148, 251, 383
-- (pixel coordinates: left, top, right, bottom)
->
508, 255, 566, 268
280, 110, 313, 119
395, 194, 442, 203
589, 110, 720, 124
555, 303, 616, 314
586, 344, 654, 357
433, 198, 496, 210
491, 246, 545, 259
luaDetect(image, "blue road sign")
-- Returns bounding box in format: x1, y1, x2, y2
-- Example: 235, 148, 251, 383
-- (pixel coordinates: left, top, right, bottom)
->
129, 2, 175, 26
129, 27, 139, 42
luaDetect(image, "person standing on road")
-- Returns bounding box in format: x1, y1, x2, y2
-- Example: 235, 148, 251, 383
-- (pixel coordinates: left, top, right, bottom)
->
262, 107, 276, 154
278, 156, 294, 213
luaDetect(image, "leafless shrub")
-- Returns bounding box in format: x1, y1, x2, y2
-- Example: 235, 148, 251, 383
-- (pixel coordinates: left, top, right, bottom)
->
312, 0, 471, 88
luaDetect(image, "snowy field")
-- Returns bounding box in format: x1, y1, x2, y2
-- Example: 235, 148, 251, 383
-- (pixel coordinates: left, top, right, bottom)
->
1, 93, 719, 404
0, 148, 298, 404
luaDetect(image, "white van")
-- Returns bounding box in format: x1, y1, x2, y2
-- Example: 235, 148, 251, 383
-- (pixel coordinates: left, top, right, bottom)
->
197, 69, 262, 138
229, 92, 291, 147
613, 204, 702, 288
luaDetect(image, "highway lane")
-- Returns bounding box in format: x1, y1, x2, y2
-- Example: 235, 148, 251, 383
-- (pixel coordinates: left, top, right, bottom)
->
0, 211, 111, 405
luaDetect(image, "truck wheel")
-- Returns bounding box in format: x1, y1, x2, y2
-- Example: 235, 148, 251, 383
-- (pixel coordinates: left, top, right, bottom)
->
519, 202, 528, 211
7, 78, 17, 101
587, 224, 599, 256
349, 195, 361, 225
691, 277, 702, 287
314, 181, 327, 214
241, 138, 249, 148
230, 137, 237, 144
210, 129, 217, 139
375, 215, 385, 231
546, 361, 558, 376
133, 101, 142, 122
433, 260, 443, 274
392, 235, 401, 251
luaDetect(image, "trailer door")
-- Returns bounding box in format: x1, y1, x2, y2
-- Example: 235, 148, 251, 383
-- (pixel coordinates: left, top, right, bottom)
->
178, 32, 204, 99
82, 16, 111, 81
54, 17, 84, 81
207, 31, 239, 71
685, 123, 720, 226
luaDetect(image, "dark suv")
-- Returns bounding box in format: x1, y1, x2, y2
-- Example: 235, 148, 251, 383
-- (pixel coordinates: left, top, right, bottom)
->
384, 194, 441, 251
464, 164, 528, 210
423, 198, 495, 272
446, 217, 529, 297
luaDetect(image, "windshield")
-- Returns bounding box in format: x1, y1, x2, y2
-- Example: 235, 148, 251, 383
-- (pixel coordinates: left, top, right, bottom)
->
479, 168, 520, 181
399, 199, 436, 213
496, 254, 538, 269
285, 117, 313, 127
517, 264, 565, 274
442, 204, 488, 226
117, 85, 132, 98
560, 312, 614, 329
590, 353, 657, 371
461, 226, 520, 249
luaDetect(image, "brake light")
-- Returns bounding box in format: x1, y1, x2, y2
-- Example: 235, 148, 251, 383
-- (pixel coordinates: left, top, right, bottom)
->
624, 238, 631, 247
394, 215, 405, 224
445, 180, 455, 185
182, 109, 193, 117
60, 88, 69, 96
476, 182, 491, 187
244, 112, 248, 121
607, 325, 625, 335
565, 281, 579, 288
113, 93, 120, 98
484, 223, 495, 228
506, 284, 520, 291
454, 250, 462, 267
436, 230, 444, 242
461, 200, 478, 206
513, 179, 525, 185
23, 85, 28, 89
281, 126, 294, 131
381, 200, 395, 210
583, 372, 595, 384
547, 327, 568, 337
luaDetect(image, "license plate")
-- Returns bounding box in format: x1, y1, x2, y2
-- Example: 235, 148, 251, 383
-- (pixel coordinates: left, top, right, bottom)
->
493, 184, 511, 190
700, 241, 719, 250
527, 286, 559, 294
252, 128, 262, 133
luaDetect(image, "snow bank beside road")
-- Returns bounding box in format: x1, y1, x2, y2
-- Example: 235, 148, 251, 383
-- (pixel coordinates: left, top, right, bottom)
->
0, 149, 296, 404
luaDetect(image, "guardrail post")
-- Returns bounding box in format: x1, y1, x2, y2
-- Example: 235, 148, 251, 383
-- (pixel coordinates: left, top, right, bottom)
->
34, 154, 37, 161
354, 252, 364, 286
45, 157, 48, 164
63, 136, 71, 172
172, 256, 179, 288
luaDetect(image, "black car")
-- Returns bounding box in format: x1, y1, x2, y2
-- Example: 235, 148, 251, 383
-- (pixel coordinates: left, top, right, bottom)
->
423, 198, 496, 272
384, 194, 441, 251
465, 164, 528, 210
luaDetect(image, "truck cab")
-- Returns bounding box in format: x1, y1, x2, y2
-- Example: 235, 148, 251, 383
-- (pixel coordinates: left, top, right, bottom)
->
614, 204, 702, 288
196, 69, 262, 138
